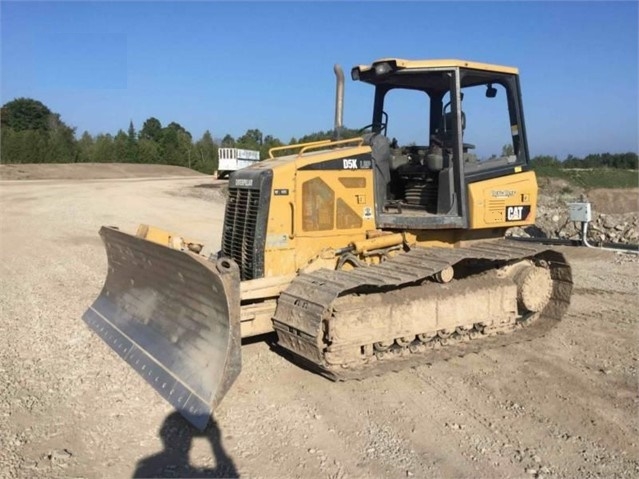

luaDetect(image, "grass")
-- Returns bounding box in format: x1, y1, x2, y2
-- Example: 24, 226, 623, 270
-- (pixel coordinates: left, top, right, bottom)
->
533, 167, 639, 189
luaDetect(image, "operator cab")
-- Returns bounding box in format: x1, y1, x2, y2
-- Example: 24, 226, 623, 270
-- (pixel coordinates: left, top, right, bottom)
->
351, 59, 530, 229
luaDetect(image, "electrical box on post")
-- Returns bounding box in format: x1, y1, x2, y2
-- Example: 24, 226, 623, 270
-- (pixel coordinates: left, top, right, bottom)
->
568, 202, 592, 223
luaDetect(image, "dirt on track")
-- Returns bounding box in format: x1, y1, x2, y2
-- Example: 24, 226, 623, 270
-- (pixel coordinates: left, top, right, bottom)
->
1, 164, 638, 479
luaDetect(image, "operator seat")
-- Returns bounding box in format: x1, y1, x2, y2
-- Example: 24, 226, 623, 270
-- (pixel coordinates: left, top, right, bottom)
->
434, 112, 471, 216
439, 111, 475, 153
439, 111, 465, 148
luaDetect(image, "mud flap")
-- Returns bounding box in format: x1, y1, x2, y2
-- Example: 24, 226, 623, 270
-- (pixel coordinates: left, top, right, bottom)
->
83, 226, 241, 430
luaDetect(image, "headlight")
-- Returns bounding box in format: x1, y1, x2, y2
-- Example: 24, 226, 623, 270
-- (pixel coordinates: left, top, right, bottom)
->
374, 62, 392, 75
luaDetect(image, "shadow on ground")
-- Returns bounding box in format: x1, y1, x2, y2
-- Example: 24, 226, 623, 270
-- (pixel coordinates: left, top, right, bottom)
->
133, 412, 239, 478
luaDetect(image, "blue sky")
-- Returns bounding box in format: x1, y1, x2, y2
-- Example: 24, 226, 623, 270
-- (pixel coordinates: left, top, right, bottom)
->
1, 1, 637, 158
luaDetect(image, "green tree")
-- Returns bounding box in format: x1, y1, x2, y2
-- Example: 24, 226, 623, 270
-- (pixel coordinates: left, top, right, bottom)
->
177, 129, 193, 168
159, 127, 178, 165
77, 131, 95, 163
126, 121, 138, 162
530, 155, 560, 168
157, 122, 193, 166
46, 113, 77, 162
0, 127, 19, 162
559, 152, 637, 170
1, 98, 77, 163
93, 134, 115, 163
236, 128, 263, 150
113, 130, 128, 162
616, 152, 638, 169
260, 134, 284, 159
194, 130, 218, 173
1, 128, 49, 163
562, 154, 581, 168
137, 138, 160, 164
221, 134, 235, 147
296, 126, 360, 144
1, 98, 52, 131
140, 117, 163, 142
166, 121, 191, 138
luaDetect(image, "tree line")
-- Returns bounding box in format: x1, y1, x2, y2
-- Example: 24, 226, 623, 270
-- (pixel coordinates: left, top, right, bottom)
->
529, 152, 638, 170
0, 98, 361, 173
2, 98, 218, 173
1, 98, 636, 173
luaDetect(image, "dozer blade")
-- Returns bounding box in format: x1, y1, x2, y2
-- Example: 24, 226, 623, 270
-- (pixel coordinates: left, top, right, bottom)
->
83, 226, 241, 430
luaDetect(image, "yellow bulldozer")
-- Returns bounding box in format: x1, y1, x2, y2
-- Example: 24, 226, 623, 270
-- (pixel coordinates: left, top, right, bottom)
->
83, 58, 573, 429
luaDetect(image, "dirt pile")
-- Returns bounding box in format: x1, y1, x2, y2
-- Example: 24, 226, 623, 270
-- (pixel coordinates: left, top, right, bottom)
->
0, 163, 205, 180
509, 208, 639, 244
581, 212, 637, 244
507, 180, 639, 245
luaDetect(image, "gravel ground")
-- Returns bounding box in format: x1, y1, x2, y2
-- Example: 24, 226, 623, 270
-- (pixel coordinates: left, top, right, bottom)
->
1, 168, 638, 479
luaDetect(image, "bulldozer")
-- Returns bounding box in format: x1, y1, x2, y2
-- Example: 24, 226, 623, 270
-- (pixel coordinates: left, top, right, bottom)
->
83, 58, 573, 430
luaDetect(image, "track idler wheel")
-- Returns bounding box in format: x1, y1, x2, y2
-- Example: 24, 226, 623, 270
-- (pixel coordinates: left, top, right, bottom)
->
513, 265, 553, 312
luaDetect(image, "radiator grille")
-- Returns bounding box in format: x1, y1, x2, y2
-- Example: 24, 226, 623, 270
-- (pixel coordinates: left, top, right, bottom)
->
222, 187, 261, 280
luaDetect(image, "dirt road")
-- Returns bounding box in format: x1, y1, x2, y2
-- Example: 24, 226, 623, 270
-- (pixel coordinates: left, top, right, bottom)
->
1, 174, 637, 479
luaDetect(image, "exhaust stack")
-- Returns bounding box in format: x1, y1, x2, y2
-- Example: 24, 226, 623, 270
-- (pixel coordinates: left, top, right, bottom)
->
333, 64, 344, 140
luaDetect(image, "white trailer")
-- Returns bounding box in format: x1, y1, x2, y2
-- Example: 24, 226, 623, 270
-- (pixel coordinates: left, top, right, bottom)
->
217, 148, 261, 178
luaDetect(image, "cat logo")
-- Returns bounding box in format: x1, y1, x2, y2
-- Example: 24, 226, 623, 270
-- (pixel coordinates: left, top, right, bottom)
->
505, 205, 531, 221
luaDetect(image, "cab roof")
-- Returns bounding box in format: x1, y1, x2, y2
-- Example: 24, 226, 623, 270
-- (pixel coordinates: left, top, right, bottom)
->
353, 58, 519, 76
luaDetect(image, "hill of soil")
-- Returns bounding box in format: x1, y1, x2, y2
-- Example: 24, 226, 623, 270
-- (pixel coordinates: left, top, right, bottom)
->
0, 163, 205, 181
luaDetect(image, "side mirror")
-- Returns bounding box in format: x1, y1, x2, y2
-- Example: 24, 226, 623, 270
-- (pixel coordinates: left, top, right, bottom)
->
486, 84, 497, 98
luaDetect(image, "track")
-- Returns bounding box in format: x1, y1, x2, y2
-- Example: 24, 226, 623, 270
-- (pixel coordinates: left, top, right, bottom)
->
273, 240, 573, 380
